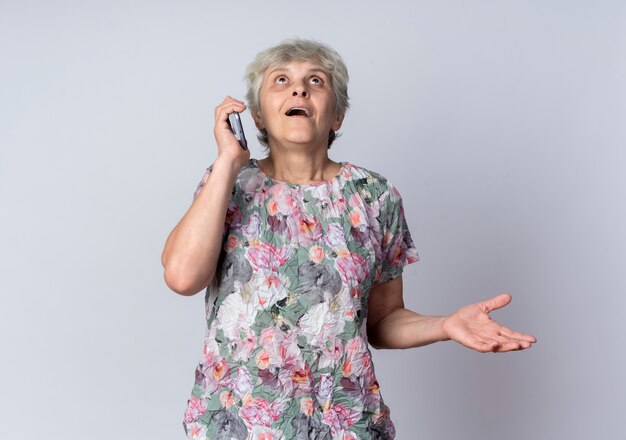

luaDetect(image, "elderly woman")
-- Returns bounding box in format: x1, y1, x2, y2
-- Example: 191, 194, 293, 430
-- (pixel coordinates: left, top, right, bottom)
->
162, 39, 536, 440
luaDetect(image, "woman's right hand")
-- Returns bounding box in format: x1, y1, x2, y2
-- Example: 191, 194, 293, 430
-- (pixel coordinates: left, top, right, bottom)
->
213, 96, 250, 170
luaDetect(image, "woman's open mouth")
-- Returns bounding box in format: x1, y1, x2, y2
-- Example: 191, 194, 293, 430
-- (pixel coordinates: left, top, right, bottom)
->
285, 108, 311, 117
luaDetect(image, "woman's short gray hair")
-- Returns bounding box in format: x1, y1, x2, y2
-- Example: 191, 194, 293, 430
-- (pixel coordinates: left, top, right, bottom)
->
245, 38, 350, 149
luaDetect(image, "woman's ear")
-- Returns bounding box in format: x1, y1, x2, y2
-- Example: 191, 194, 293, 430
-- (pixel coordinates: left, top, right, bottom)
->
252, 110, 264, 130
332, 113, 345, 132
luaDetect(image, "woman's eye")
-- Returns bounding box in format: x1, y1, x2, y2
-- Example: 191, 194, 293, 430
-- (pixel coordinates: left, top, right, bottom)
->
275, 76, 288, 84
310, 77, 322, 85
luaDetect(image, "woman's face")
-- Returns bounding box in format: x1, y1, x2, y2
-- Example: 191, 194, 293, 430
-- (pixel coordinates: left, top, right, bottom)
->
253, 60, 344, 148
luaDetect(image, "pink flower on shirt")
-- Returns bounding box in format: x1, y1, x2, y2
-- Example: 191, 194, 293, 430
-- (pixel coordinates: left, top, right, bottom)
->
335, 252, 369, 286
239, 398, 284, 429
309, 245, 325, 263
247, 242, 291, 271
185, 421, 206, 440
268, 185, 297, 215
296, 211, 323, 244
184, 396, 207, 423
348, 208, 366, 228
322, 403, 361, 435
343, 337, 371, 378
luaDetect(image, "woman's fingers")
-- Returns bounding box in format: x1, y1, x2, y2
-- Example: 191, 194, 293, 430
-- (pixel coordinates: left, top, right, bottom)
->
480, 322, 536, 345
467, 336, 499, 353
214, 96, 246, 119
471, 334, 532, 353
212, 96, 249, 159
498, 325, 537, 343
467, 320, 536, 351
214, 98, 247, 132
477, 295, 537, 346
447, 294, 537, 353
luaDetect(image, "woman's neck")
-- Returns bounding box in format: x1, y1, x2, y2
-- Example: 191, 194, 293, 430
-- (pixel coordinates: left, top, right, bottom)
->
258, 152, 340, 185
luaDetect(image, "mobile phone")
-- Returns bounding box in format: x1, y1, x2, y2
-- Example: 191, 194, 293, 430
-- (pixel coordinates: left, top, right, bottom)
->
227, 112, 248, 150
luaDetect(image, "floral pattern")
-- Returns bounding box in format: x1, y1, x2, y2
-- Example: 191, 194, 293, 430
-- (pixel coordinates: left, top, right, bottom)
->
184, 158, 418, 439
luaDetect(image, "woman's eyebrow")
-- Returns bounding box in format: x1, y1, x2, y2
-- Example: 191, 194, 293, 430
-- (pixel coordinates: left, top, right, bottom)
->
307, 68, 329, 77
268, 67, 289, 75
267, 66, 299, 76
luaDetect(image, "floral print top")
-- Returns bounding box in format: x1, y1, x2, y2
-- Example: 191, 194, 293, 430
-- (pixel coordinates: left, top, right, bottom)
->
183, 158, 418, 440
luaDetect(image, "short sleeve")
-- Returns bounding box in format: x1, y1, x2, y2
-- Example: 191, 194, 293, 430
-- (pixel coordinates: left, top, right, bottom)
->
193, 164, 214, 200
191, 164, 237, 248
372, 185, 419, 286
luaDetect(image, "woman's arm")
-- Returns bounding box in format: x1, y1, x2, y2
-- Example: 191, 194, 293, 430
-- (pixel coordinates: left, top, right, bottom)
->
366, 276, 536, 352
162, 157, 240, 295
161, 97, 249, 296
366, 277, 448, 349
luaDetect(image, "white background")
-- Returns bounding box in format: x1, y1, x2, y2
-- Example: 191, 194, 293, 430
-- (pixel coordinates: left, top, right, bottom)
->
1, 1, 624, 439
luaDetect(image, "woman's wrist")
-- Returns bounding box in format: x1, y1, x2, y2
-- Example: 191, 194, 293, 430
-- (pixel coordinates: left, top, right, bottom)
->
438, 315, 452, 342
214, 153, 248, 174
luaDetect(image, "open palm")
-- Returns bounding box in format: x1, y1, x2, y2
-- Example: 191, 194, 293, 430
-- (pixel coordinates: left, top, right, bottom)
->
442, 294, 536, 352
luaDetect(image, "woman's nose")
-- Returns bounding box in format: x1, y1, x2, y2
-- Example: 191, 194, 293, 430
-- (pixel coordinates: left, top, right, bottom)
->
292, 85, 307, 97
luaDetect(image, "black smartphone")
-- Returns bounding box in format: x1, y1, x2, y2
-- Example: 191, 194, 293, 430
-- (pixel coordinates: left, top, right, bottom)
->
227, 112, 248, 150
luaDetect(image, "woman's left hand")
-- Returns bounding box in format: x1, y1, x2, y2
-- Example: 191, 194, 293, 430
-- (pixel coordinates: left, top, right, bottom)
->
442, 294, 536, 352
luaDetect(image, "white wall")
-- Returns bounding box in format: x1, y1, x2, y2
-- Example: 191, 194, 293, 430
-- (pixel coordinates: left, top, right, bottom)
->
1, 1, 624, 438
